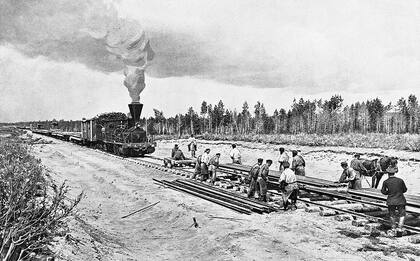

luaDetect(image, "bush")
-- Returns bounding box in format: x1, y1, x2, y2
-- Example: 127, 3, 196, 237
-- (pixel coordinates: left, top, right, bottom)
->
0, 138, 82, 260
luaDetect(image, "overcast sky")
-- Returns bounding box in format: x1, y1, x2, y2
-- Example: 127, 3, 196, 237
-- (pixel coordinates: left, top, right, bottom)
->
0, 0, 419, 122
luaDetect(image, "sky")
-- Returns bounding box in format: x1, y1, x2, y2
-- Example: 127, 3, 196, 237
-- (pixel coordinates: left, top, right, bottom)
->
0, 0, 419, 122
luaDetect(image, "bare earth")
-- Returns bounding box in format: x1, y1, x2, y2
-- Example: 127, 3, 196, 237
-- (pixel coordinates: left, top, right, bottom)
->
30, 136, 420, 261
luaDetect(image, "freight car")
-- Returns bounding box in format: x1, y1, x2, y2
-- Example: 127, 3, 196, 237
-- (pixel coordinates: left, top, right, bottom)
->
31, 103, 156, 157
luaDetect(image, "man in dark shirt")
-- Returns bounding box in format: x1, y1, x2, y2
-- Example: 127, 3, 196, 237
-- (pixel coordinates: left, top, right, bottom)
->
171, 144, 179, 158
257, 159, 272, 202
350, 154, 368, 176
247, 158, 263, 199
381, 165, 407, 232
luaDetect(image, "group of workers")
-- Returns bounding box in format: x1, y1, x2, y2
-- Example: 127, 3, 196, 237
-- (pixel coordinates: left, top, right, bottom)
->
170, 139, 409, 232
338, 153, 407, 233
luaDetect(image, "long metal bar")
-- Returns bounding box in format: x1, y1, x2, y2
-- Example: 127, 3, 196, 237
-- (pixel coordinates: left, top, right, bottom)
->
348, 189, 420, 209
298, 198, 420, 234
180, 179, 277, 211
153, 179, 251, 214
171, 180, 266, 213
175, 179, 272, 213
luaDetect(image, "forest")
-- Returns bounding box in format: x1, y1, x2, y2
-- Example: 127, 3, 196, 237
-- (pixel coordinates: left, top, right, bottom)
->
145, 94, 419, 136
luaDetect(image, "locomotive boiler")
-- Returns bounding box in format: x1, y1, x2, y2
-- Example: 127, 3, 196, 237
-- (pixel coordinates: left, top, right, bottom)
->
81, 102, 155, 156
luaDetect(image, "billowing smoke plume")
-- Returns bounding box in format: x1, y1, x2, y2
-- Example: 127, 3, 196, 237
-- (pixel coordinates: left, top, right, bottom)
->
106, 20, 155, 103
0, 0, 154, 102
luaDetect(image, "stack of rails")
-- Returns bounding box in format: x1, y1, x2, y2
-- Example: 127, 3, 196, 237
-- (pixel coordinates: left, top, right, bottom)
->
348, 188, 420, 210
218, 163, 344, 188
153, 178, 276, 214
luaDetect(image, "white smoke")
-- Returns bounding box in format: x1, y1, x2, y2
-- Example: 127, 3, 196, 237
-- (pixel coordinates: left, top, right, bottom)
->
106, 19, 155, 103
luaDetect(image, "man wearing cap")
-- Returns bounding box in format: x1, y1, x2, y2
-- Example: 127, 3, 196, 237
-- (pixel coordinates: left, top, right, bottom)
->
291, 150, 305, 176
277, 147, 289, 174
209, 153, 221, 184
171, 144, 179, 158
247, 158, 264, 199
338, 162, 362, 189
279, 161, 299, 210
381, 160, 407, 234
350, 154, 368, 177
200, 148, 211, 181
229, 144, 242, 164
257, 159, 272, 202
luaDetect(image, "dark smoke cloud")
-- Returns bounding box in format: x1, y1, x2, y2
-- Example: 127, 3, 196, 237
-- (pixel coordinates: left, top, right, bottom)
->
0, 0, 124, 72
0, 0, 285, 88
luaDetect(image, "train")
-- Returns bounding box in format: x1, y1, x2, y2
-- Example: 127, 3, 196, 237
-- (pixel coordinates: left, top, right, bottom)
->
32, 102, 156, 157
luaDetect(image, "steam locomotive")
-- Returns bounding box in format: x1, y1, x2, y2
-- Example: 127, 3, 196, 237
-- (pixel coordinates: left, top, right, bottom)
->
33, 103, 156, 157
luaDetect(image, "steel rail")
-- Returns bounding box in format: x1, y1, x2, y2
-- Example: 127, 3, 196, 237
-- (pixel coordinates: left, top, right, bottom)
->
298, 198, 420, 234
175, 179, 273, 213
170, 180, 266, 214
153, 179, 252, 214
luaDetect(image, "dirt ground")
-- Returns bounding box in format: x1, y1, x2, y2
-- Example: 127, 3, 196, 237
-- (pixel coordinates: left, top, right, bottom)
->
157, 139, 420, 196
30, 135, 420, 261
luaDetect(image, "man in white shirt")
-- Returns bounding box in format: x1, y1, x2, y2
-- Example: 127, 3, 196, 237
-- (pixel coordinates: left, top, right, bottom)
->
188, 134, 197, 158
277, 147, 289, 173
229, 144, 241, 164
200, 148, 211, 181
279, 162, 299, 210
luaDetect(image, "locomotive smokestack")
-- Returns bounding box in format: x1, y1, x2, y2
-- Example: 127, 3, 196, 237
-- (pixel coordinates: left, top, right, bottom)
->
128, 102, 143, 125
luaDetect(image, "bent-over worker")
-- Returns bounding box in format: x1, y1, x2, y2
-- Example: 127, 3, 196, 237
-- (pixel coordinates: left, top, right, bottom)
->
192, 154, 202, 179
279, 161, 298, 210
247, 158, 263, 199
173, 148, 186, 161
350, 154, 368, 176
338, 162, 362, 189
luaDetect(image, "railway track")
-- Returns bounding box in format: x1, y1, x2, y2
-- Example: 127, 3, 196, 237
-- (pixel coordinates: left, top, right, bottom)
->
30, 130, 420, 239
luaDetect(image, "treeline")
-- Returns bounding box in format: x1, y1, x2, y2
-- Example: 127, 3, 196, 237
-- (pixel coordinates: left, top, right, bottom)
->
145, 94, 419, 136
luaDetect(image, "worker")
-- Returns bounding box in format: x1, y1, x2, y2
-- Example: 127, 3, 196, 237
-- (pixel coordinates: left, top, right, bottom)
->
229, 144, 241, 164
291, 150, 305, 176
350, 154, 368, 176
192, 154, 202, 179
188, 134, 197, 158
277, 147, 289, 173
247, 158, 264, 199
171, 144, 179, 158
200, 148, 211, 181
381, 160, 407, 235
257, 159, 272, 202
279, 161, 298, 210
209, 153, 221, 184
338, 162, 362, 189
173, 147, 186, 161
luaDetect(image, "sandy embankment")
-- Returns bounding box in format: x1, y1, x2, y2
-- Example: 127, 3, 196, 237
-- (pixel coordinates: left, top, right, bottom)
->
29, 135, 420, 261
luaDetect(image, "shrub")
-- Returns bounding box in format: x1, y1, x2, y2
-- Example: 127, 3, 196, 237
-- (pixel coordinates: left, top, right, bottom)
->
0, 138, 82, 260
